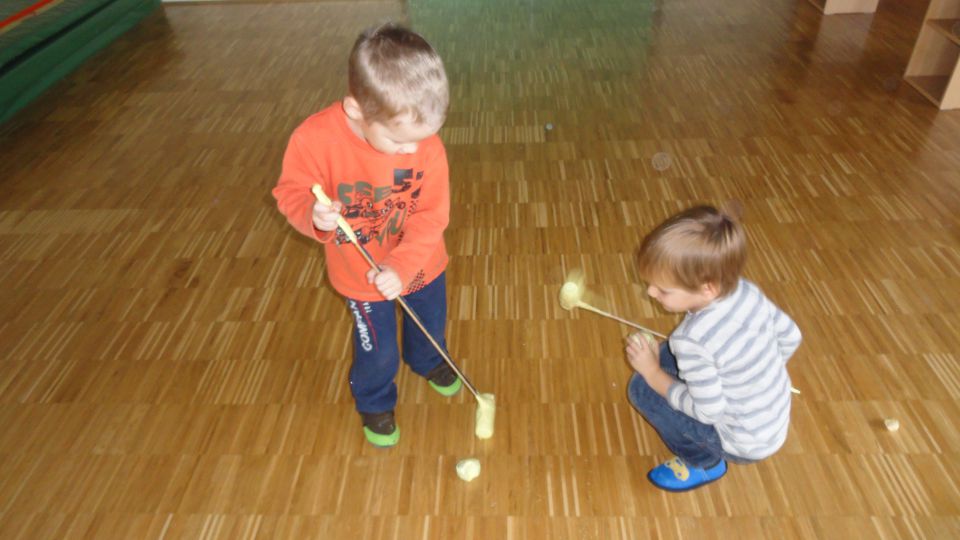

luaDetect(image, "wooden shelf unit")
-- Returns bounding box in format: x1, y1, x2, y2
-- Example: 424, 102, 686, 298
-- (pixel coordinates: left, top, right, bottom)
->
928, 18, 960, 46
904, 1, 960, 110
806, 0, 878, 15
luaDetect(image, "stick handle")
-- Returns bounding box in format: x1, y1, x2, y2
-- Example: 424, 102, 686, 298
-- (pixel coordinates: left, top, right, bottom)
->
576, 302, 668, 339
311, 185, 360, 245
311, 184, 483, 401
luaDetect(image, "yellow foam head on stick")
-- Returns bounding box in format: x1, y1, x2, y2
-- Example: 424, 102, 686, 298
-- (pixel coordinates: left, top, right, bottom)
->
559, 269, 587, 311
559, 281, 583, 311
475, 393, 496, 439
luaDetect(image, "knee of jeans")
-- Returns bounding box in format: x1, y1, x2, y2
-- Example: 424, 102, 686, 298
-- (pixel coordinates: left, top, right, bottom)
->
628, 372, 650, 390
355, 350, 397, 373
627, 373, 656, 405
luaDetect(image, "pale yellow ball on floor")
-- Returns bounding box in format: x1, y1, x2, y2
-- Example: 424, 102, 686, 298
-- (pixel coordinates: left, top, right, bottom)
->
456, 459, 481, 481
884, 418, 900, 432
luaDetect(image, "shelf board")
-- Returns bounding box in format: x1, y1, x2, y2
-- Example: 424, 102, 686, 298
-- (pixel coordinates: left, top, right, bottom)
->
927, 19, 960, 47
806, 0, 878, 14
905, 75, 950, 106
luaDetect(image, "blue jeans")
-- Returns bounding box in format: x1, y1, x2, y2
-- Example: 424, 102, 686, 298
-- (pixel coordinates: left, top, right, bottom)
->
627, 341, 752, 468
346, 273, 448, 414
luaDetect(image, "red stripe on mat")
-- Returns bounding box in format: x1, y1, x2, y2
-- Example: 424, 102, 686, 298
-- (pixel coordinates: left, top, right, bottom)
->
0, 0, 61, 30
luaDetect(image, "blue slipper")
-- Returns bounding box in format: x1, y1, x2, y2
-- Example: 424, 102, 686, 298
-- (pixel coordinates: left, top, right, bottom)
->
647, 457, 727, 492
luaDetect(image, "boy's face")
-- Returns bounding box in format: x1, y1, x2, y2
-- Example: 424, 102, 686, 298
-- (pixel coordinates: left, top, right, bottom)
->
344, 98, 441, 155
645, 276, 719, 313
360, 116, 439, 155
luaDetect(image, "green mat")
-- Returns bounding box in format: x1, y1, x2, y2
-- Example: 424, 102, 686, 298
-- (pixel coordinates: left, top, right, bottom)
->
0, 0, 160, 125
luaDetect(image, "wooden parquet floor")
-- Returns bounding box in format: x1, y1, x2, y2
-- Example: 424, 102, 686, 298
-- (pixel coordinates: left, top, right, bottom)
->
1, 0, 959, 538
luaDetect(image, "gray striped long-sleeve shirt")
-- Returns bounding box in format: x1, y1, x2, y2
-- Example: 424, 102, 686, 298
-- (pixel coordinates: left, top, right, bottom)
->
666, 279, 802, 460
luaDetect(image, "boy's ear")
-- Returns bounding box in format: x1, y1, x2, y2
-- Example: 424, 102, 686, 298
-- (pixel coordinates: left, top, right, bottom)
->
343, 96, 364, 121
702, 282, 721, 299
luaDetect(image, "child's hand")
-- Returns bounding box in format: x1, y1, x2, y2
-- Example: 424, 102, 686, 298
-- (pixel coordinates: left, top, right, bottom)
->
625, 332, 659, 378
367, 265, 403, 300
312, 200, 343, 232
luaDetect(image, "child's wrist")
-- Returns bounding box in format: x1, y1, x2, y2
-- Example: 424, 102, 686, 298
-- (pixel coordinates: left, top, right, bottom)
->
640, 365, 662, 380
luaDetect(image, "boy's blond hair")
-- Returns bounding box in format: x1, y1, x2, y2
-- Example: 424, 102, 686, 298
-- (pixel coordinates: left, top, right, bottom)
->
637, 204, 746, 297
348, 23, 449, 127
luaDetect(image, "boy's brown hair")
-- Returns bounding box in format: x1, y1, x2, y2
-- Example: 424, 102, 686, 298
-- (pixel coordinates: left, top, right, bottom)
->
637, 204, 747, 297
348, 23, 449, 127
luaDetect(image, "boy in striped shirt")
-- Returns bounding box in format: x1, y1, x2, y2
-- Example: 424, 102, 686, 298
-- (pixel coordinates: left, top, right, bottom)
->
625, 205, 802, 491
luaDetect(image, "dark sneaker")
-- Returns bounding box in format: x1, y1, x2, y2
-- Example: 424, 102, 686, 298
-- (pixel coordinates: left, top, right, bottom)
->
426, 362, 462, 397
647, 457, 727, 492
361, 411, 400, 447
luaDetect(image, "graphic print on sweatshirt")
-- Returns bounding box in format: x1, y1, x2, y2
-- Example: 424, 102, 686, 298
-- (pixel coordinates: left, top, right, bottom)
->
335, 168, 423, 246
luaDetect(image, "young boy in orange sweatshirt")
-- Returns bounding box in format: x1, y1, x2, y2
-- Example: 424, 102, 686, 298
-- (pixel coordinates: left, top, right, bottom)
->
272, 23, 458, 447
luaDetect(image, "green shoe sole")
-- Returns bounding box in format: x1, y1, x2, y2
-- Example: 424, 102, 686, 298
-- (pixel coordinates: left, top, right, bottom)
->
363, 426, 400, 447
428, 377, 462, 397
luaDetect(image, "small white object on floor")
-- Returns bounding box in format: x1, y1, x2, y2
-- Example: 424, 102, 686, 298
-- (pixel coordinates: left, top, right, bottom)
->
884, 418, 900, 432
456, 458, 481, 481
790, 387, 801, 394
545, 123, 554, 131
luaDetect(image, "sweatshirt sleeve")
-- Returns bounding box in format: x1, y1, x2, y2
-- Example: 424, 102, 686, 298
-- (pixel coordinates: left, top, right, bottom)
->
380, 142, 450, 286
772, 306, 802, 363
272, 130, 334, 243
666, 337, 728, 425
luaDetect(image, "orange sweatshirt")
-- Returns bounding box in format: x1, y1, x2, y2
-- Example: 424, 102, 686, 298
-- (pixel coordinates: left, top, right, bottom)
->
272, 103, 449, 301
